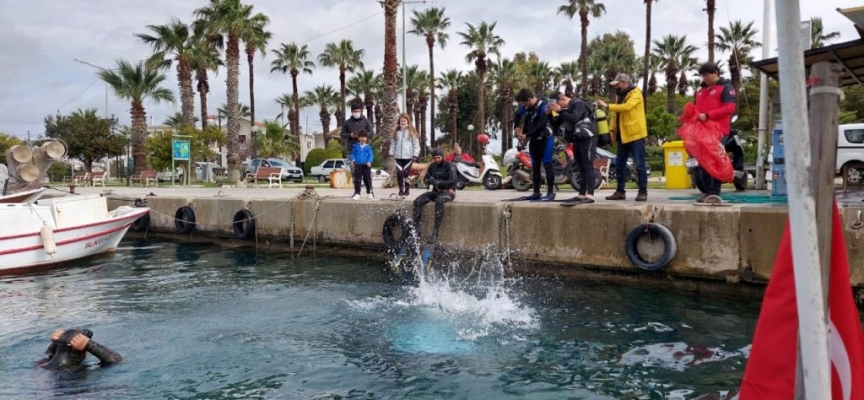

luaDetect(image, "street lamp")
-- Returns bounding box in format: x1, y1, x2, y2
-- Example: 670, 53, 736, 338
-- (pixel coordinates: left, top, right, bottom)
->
74, 58, 110, 119
401, 0, 431, 112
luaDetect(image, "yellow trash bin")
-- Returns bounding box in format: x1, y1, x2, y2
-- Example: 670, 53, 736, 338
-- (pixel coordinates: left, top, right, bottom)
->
661, 141, 691, 189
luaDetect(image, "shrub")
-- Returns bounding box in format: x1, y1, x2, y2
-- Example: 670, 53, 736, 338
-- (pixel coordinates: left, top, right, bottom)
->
304, 149, 328, 173
48, 163, 70, 183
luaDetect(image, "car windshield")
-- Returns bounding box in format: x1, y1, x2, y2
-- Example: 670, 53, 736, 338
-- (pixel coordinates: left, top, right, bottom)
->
267, 159, 288, 167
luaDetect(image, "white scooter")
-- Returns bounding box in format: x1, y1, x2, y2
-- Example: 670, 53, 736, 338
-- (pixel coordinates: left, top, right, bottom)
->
454, 147, 504, 190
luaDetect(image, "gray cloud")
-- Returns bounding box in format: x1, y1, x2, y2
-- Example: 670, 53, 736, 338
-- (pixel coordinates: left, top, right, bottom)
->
0, 0, 859, 138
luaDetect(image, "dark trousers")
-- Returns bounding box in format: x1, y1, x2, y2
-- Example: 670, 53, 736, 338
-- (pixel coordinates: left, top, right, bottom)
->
615, 138, 648, 194
353, 164, 373, 194
395, 158, 414, 194
529, 136, 555, 195
698, 167, 723, 196
573, 136, 597, 195
413, 190, 455, 241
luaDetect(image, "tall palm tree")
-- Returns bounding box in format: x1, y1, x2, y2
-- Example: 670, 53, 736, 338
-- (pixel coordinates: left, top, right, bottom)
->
556, 61, 580, 97
491, 58, 519, 155
437, 69, 463, 148
647, 54, 662, 95
254, 121, 299, 159
715, 20, 761, 95
346, 69, 380, 127
653, 34, 697, 113
99, 60, 174, 175
274, 93, 308, 133
402, 65, 425, 117
458, 21, 504, 148
642, 0, 658, 102
135, 18, 195, 128
409, 7, 450, 149
527, 61, 553, 97
270, 42, 315, 139
595, 40, 639, 97
382, 0, 400, 171
218, 102, 251, 119
194, 0, 268, 181
705, 0, 716, 63
318, 40, 365, 127
187, 32, 223, 128
164, 112, 201, 129
305, 85, 339, 136
243, 17, 272, 137
408, 69, 430, 155
810, 17, 841, 49
558, 0, 606, 97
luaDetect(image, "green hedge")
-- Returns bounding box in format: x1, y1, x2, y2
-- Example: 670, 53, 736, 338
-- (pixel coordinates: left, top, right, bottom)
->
304, 141, 344, 173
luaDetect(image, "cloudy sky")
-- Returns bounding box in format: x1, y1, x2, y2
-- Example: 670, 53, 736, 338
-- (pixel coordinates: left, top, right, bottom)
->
1, 0, 860, 141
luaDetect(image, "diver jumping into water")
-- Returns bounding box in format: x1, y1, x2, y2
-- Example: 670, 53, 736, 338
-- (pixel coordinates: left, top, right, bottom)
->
38, 328, 123, 370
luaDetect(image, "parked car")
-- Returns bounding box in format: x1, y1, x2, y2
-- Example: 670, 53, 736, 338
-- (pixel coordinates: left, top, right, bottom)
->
244, 158, 304, 182
157, 167, 184, 182
838, 124, 864, 183
596, 147, 651, 182
309, 159, 348, 182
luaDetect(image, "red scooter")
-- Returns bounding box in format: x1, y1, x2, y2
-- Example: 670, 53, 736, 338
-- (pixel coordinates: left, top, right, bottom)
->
504, 141, 582, 192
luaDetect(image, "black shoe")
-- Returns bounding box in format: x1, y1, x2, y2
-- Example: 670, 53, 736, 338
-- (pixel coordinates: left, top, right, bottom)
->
521, 193, 542, 201
534, 193, 556, 202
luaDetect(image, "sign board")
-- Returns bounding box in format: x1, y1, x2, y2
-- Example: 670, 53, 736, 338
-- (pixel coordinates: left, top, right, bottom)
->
668, 151, 684, 167
172, 139, 190, 161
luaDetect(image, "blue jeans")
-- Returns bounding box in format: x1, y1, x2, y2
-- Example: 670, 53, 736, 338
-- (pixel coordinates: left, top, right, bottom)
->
615, 138, 648, 193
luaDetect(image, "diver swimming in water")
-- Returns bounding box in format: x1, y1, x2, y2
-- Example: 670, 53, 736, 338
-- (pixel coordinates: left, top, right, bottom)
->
38, 328, 123, 370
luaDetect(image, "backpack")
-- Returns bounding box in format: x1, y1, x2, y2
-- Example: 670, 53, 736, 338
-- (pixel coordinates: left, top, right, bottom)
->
563, 98, 597, 142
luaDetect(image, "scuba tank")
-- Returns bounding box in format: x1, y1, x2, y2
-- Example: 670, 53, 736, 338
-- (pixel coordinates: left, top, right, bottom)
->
594, 107, 610, 136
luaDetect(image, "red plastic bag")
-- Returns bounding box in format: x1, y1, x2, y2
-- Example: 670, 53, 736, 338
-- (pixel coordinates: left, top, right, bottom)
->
676, 103, 734, 183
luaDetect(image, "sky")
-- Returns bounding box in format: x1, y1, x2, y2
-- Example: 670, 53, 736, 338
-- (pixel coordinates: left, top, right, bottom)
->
0, 0, 861, 143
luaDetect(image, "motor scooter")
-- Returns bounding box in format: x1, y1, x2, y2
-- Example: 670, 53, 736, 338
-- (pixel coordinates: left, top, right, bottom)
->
454, 146, 504, 190
504, 141, 580, 192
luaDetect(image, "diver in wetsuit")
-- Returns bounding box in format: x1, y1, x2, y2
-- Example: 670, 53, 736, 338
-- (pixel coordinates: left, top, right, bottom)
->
413, 148, 458, 242
38, 328, 123, 370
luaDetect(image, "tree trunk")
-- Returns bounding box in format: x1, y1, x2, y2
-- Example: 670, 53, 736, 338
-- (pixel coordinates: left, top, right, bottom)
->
364, 92, 374, 128
427, 36, 437, 149
247, 47, 257, 158
320, 106, 330, 135
374, 102, 382, 136
197, 67, 210, 129
130, 100, 148, 175
678, 70, 688, 96
666, 65, 678, 114
339, 65, 346, 129
419, 99, 428, 157
449, 90, 458, 148
381, 0, 399, 173
475, 52, 487, 158
564, 79, 574, 98
730, 51, 742, 108
579, 10, 590, 98
707, 0, 716, 63
642, 0, 653, 109
649, 74, 658, 95
406, 89, 415, 118
291, 70, 300, 135
226, 33, 242, 182
178, 59, 195, 128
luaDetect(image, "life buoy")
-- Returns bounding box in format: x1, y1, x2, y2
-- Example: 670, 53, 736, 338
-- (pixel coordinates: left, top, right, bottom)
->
625, 223, 677, 271
174, 206, 196, 234
382, 214, 415, 252
130, 213, 150, 232
233, 209, 256, 239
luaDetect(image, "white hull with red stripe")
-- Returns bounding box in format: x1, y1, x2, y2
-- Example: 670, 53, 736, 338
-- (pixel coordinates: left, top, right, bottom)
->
0, 194, 149, 272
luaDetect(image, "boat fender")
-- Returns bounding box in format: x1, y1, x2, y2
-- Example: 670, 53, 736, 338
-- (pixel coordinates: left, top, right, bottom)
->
233, 209, 256, 240
625, 223, 677, 271
174, 206, 197, 234
40, 222, 57, 257
382, 214, 415, 252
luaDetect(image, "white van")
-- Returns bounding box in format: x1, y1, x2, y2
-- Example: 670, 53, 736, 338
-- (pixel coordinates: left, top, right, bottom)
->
838, 124, 864, 183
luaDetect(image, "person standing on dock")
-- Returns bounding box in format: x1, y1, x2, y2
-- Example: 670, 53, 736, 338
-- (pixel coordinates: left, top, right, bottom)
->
350, 130, 375, 200
597, 73, 649, 202
514, 88, 556, 202
413, 148, 457, 242
691, 62, 738, 204
548, 91, 597, 204
389, 113, 420, 198
341, 102, 375, 158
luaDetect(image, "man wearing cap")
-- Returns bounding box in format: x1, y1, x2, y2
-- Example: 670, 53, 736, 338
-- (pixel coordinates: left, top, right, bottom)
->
340, 101, 375, 157
548, 91, 597, 204
597, 73, 649, 202
413, 148, 457, 242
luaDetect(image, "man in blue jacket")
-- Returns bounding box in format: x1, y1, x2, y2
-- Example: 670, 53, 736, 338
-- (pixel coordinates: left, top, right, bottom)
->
350, 130, 374, 200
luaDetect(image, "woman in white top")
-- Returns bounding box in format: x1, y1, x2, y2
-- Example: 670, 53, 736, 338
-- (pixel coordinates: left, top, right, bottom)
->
389, 113, 421, 197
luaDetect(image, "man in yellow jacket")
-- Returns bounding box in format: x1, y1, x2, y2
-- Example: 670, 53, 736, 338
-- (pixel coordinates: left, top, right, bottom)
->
596, 73, 649, 202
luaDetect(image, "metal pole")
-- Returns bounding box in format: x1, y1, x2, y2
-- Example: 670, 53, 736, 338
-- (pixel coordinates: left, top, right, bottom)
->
775, 0, 831, 398
402, 0, 407, 113
756, 0, 772, 190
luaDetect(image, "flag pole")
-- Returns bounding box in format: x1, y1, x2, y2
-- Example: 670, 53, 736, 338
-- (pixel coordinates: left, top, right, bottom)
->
774, 0, 831, 398
755, 0, 772, 190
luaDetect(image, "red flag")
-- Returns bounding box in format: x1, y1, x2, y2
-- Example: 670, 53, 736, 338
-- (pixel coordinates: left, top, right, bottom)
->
740, 203, 864, 399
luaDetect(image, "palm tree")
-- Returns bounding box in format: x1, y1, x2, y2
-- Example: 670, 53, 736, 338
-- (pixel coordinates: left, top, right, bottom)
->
491, 58, 519, 155
305, 85, 339, 136
164, 112, 201, 129
653, 34, 697, 113
218, 102, 251, 119
382, 0, 400, 171
194, 0, 269, 182
594, 39, 639, 96
527, 61, 553, 97
556, 61, 580, 97
642, 0, 658, 102
346, 69, 380, 127
136, 18, 196, 128
558, 0, 606, 97
274, 93, 308, 133
715, 20, 761, 95
243, 16, 272, 136
458, 21, 504, 150
403, 65, 426, 117
705, 0, 717, 63
99, 60, 174, 175
647, 54, 662, 95
187, 32, 223, 128
270, 42, 315, 140
437, 69, 463, 148
254, 121, 299, 159
408, 69, 430, 155
409, 7, 450, 150
318, 40, 365, 127
810, 17, 841, 49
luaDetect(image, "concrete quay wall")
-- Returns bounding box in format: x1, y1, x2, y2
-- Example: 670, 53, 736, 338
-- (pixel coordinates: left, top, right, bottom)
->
110, 195, 864, 287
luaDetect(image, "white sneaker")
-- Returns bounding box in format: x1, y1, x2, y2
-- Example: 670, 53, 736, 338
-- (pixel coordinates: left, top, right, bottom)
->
352, 194, 360, 200
368, 193, 375, 199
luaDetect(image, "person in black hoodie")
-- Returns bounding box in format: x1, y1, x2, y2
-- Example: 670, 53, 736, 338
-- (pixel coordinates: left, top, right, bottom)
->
549, 91, 597, 204
412, 148, 457, 242
514, 89, 556, 201
340, 102, 375, 156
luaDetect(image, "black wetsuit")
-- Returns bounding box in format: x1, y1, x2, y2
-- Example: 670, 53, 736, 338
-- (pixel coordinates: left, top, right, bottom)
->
516, 100, 555, 196
39, 329, 123, 370
551, 98, 597, 196
413, 160, 458, 241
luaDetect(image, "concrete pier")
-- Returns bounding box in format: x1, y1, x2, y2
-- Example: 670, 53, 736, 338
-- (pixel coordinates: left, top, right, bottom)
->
79, 185, 864, 287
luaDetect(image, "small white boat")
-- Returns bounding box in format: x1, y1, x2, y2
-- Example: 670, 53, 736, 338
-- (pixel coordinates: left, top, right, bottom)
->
0, 193, 149, 273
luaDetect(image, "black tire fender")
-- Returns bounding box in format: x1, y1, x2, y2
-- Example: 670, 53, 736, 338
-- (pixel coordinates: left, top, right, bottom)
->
130, 213, 150, 232
174, 206, 197, 234
233, 209, 256, 240
382, 214, 415, 252
625, 223, 677, 271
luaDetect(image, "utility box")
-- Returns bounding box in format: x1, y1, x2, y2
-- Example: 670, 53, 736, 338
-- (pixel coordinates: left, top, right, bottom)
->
770, 124, 787, 197
661, 140, 691, 189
